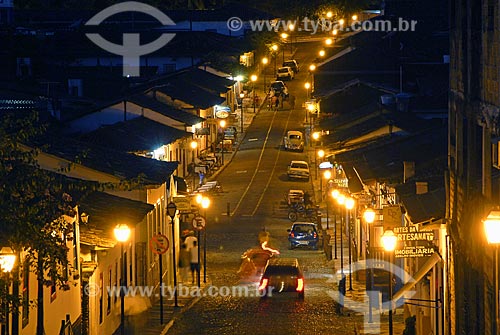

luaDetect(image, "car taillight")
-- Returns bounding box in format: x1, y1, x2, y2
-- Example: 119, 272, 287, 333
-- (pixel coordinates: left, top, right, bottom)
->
290, 232, 295, 238
258, 278, 269, 291
313, 232, 317, 238
296, 278, 304, 292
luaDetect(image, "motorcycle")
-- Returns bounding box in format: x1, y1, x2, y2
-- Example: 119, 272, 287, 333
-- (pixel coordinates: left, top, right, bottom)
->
288, 202, 317, 223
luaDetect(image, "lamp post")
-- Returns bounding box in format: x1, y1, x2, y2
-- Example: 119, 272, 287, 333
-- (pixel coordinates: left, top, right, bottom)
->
288, 24, 294, 53
261, 57, 268, 93
251, 74, 258, 114
280, 33, 288, 63
331, 189, 340, 259
336, 193, 346, 275
166, 202, 179, 307
381, 229, 397, 335
114, 224, 131, 335
190, 140, 198, 191
484, 210, 500, 335
345, 197, 355, 291
309, 64, 316, 97
219, 119, 226, 166
0, 247, 16, 335
201, 197, 211, 283
363, 208, 376, 323
323, 170, 332, 229
239, 92, 245, 133
271, 44, 278, 73
305, 82, 311, 100
317, 149, 325, 186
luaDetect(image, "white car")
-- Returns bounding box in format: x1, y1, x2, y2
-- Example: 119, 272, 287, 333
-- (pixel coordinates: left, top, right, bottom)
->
276, 66, 294, 81
287, 160, 310, 180
283, 130, 304, 152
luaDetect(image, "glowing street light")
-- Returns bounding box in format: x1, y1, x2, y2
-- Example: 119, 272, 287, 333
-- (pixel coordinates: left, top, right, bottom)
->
352, 14, 358, 21
309, 64, 316, 72
381, 229, 398, 335
319, 50, 326, 57
325, 38, 333, 46
339, 18, 345, 26
219, 119, 226, 165
326, 11, 333, 18
262, 57, 268, 93
484, 210, 500, 334
305, 82, 311, 99
114, 224, 131, 335
251, 74, 258, 114
332, 29, 338, 36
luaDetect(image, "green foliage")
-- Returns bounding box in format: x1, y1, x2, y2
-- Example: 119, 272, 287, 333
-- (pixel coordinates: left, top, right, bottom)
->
0, 110, 93, 312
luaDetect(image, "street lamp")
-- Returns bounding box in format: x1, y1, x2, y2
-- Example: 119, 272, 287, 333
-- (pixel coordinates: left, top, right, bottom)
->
251, 75, 258, 114
323, 170, 332, 229
239, 92, 245, 133
352, 14, 358, 21
114, 224, 131, 335
271, 44, 278, 73
309, 64, 316, 72
219, 119, 226, 166
325, 38, 333, 46
484, 210, 500, 335
305, 82, 311, 100
363, 207, 376, 323
381, 229, 397, 335
317, 149, 324, 181
345, 197, 355, 291
319, 50, 326, 58
280, 33, 288, 63
288, 24, 295, 53
166, 202, 179, 307
336, 193, 346, 275
200, 197, 211, 283
0, 247, 16, 335
331, 189, 340, 259
261, 57, 268, 93
326, 11, 333, 18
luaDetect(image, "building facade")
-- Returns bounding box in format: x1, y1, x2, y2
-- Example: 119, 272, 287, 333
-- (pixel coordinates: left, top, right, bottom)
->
448, 0, 500, 334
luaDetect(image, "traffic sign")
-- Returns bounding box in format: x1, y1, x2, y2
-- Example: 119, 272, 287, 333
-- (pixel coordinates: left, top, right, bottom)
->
192, 216, 206, 230
149, 233, 169, 255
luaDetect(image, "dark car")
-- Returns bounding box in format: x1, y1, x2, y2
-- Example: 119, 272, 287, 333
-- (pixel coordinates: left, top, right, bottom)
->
287, 222, 319, 249
258, 258, 305, 299
269, 81, 289, 96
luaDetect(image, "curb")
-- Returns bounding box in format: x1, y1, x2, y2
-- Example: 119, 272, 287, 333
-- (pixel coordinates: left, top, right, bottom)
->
159, 282, 212, 335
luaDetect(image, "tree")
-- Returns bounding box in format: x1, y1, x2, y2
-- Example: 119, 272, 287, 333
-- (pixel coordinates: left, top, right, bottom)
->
0, 110, 94, 335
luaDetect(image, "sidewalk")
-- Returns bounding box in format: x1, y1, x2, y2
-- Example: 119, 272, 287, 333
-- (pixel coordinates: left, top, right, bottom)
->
112, 281, 211, 335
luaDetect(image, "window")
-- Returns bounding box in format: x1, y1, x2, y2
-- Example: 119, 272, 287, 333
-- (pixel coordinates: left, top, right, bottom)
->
492, 140, 500, 169
107, 267, 112, 315
99, 272, 103, 324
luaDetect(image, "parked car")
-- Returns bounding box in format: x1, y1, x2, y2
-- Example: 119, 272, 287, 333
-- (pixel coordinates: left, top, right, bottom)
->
276, 66, 294, 81
283, 60, 299, 73
283, 130, 304, 152
287, 160, 310, 180
258, 258, 305, 299
287, 222, 320, 250
269, 81, 289, 96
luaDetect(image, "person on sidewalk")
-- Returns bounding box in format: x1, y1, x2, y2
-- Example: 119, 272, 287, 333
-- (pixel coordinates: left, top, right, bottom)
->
184, 231, 197, 250
178, 243, 191, 284
190, 240, 200, 284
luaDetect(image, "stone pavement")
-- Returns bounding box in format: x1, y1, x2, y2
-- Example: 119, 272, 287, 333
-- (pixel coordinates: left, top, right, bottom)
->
112, 280, 211, 335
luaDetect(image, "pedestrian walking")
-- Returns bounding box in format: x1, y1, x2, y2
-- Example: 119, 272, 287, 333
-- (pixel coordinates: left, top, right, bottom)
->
271, 95, 278, 110
178, 243, 191, 283
190, 240, 200, 284
184, 231, 197, 250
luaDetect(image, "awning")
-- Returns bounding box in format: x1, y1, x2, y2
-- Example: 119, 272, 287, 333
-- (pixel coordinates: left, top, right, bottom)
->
393, 252, 441, 301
